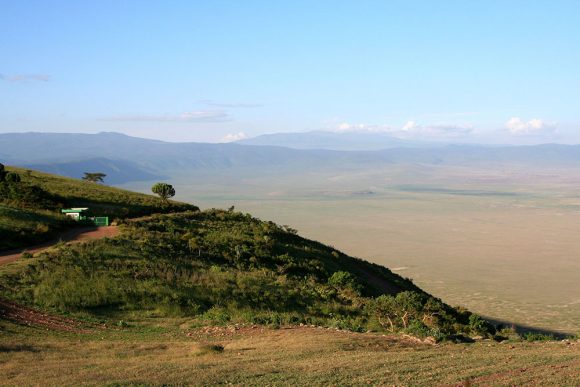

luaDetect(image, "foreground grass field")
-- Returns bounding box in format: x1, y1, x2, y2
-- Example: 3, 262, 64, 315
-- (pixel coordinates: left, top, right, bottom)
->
0, 319, 578, 386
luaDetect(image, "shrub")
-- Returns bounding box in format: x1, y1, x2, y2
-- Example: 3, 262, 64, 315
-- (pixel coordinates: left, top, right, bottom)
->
328, 271, 361, 291
5, 172, 21, 183
468, 314, 496, 336
201, 306, 231, 325
522, 332, 556, 342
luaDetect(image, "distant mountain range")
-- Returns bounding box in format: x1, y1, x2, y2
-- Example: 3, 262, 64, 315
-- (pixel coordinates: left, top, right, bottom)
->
238, 130, 434, 150
2, 131, 580, 184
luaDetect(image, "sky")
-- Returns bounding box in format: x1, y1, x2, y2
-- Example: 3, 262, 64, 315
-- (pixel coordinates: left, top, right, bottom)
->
1, 1, 579, 144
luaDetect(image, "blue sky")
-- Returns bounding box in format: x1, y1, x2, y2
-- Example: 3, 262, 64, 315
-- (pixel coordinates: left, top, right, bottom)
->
1, 1, 579, 144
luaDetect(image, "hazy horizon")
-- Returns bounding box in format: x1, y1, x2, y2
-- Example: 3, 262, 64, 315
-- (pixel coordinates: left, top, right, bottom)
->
2, 1, 580, 145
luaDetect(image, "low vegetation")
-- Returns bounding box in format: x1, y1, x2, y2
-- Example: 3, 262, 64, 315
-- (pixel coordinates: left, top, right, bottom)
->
1, 208, 496, 339
0, 205, 73, 251
5, 165, 197, 218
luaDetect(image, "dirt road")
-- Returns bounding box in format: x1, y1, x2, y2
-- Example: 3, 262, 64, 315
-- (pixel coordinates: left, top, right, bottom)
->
0, 226, 119, 266
0, 298, 95, 332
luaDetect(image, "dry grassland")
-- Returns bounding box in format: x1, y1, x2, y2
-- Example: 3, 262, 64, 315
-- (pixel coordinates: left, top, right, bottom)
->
1, 323, 578, 386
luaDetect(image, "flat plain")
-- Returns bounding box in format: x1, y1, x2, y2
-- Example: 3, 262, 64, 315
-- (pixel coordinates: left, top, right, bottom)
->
123, 163, 580, 334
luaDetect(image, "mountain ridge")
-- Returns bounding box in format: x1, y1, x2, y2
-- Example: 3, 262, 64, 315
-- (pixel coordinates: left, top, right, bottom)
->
3, 132, 580, 185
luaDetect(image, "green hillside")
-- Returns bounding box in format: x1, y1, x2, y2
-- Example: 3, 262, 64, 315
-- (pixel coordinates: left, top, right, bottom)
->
0, 165, 197, 250
2, 209, 485, 338
0, 167, 496, 339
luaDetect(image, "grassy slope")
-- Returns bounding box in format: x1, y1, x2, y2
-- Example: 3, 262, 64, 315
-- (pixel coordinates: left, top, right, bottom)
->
0, 320, 578, 386
0, 166, 197, 250
6, 166, 196, 218
1, 210, 465, 335
0, 205, 71, 250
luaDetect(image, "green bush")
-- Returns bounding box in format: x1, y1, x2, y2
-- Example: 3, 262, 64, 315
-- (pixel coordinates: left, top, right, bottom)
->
522, 332, 556, 342
468, 314, 496, 336
328, 271, 361, 291
202, 306, 231, 325
5, 172, 21, 183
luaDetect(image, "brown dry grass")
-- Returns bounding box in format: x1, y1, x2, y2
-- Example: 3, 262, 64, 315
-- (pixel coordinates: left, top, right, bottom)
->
0, 323, 578, 386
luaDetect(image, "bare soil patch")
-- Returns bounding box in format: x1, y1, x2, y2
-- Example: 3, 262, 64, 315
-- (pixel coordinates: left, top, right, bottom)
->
0, 298, 94, 333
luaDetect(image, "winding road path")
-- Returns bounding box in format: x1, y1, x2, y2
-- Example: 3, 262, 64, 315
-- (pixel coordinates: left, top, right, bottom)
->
0, 226, 119, 266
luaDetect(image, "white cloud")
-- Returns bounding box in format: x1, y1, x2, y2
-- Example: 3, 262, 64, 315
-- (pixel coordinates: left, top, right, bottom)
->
101, 110, 229, 123
221, 132, 248, 142
400, 121, 473, 137
401, 120, 417, 132
505, 117, 556, 135
337, 122, 352, 131
335, 122, 392, 133
0, 73, 50, 82
334, 120, 472, 138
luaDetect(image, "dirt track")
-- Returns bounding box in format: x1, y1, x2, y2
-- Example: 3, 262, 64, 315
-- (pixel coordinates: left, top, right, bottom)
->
0, 298, 96, 332
0, 226, 119, 331
0, 226, 119, 266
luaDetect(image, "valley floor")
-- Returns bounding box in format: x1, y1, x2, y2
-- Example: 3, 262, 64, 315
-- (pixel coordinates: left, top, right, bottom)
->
0, 319, 578, 386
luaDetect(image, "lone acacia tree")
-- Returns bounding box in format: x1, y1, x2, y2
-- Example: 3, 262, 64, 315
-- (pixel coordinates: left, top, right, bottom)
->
151, 182, 175, 203
83, 172, 106, 183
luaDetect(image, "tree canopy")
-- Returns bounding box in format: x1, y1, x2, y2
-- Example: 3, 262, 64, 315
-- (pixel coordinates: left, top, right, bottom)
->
151, 182, 176, 202
82, 172, 106, 183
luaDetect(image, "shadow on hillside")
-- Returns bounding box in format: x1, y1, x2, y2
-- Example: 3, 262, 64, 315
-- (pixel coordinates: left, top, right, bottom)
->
0, 225, 98, 255
61, 195, 196, 219
483, 315, 574, 338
